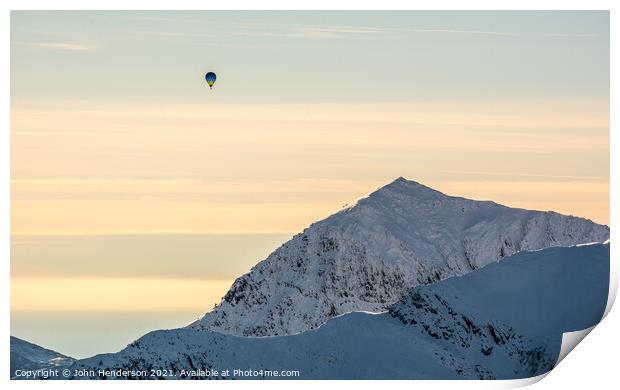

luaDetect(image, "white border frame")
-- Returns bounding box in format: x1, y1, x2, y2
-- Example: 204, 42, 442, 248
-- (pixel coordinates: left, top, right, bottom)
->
2, 2, 617, 389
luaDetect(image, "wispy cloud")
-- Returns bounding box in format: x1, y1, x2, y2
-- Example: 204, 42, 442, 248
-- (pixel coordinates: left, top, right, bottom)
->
14, 42, 95, 51
113, 30, 218, 38
111, 20, 384, 40
105, 15, 600, 39
388, 27, 598, 38
433, 170, 607, 181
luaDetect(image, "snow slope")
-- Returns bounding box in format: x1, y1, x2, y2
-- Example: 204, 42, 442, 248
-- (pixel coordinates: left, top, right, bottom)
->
193, 178, 609, 336
68, 243, 609, 380
10, 336, 75, 378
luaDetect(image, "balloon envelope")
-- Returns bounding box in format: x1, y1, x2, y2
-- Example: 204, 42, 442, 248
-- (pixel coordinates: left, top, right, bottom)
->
205, 72, 217, 88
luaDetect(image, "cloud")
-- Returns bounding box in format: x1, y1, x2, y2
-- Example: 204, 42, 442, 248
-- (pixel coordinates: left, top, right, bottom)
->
14, 42, 94, 51
111, 20, 384, 40
104, 15, 600, 40
388, 27, 598, 37
10, 99, 610, 234
112, 29, 218, 38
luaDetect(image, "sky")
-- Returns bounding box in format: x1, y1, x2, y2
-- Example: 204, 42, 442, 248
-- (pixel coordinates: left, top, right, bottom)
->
10, 11, 609, 357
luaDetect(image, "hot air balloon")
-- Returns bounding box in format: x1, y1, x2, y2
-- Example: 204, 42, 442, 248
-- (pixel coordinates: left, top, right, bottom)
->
205, 72, 217, 89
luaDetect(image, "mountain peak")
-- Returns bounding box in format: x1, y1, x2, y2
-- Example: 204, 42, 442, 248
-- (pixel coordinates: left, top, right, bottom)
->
386, 176, 415, 186
380, 177, 437, 192
338, 178, 444, 213
193, 178, 609, 337
364, 177, 446, 205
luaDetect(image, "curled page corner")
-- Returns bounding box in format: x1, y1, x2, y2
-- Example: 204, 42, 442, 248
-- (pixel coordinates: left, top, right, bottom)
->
603, 239, 616, 319
497, 324, 601, 389
496, 372, 549, 389
553, 240, 614, 372
555, 326, 596, 366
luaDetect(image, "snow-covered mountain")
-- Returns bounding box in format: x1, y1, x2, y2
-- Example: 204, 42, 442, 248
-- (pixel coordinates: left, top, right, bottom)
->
10, 178, 610, 380
10, 337, 75, 379
67, 243, 609, 380
192, 177, 609, 337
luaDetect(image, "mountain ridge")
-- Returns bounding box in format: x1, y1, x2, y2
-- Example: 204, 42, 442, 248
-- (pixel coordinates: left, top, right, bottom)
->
64, 243, 609, 380
192, 177, 609, 337
10, 336, 75, 379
